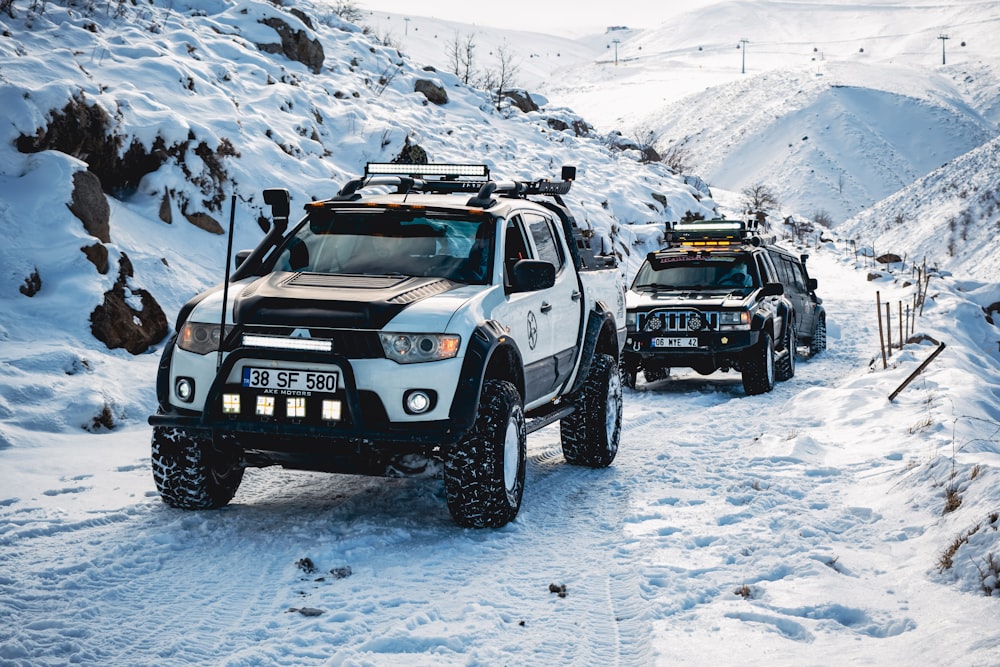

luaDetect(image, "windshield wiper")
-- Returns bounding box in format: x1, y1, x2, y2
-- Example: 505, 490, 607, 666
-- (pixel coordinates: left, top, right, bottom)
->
634, 283, 678, 290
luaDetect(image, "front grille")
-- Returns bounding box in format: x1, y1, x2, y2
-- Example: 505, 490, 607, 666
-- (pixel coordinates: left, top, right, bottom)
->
642, 310, 719, 333
237, 326, 383, 358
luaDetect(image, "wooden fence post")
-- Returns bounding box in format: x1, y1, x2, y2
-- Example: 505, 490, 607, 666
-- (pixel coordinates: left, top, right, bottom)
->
885, 302, 892, 357
888, 342, 947, 401
899, 301, 903, 349
877, 291, 887, 369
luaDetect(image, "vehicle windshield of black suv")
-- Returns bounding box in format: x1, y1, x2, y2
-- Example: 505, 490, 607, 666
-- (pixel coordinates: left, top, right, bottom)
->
633, 254, 757, 292
272, 209, 495, 283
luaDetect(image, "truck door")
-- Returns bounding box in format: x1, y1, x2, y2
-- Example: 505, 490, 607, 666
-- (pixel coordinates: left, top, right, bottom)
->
492, 216, 554, 403
522, 212, 583, 392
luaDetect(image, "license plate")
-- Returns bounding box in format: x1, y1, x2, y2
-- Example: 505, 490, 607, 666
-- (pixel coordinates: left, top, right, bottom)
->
242, 367, 341, 392
652, 337, 698, 348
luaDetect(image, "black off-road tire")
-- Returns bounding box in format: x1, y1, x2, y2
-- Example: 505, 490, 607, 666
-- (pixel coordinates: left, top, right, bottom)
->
444, 380, 526, 528
560, 353, 622, 468
742, 331, 776, 396
151, 426, 244, 509
775, 320, 796, 382
809, 315, 827, 357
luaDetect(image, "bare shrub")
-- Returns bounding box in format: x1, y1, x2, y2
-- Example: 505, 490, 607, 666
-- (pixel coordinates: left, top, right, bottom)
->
661, 143, 691, 173
812, 210, 833, 227
332, 0, 364, 23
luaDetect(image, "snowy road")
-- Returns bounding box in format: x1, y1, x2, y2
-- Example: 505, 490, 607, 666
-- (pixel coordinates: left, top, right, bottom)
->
3, 244, 1000, 666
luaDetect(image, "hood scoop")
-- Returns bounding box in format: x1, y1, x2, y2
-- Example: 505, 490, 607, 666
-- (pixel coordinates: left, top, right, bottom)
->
234, 272, 458, 329
284, 273, 405, 289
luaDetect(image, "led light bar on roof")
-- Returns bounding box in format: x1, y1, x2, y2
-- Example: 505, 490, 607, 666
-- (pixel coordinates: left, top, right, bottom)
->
674, 221, 744, 232
242, 334, 332, 353
365, 163, 489, 178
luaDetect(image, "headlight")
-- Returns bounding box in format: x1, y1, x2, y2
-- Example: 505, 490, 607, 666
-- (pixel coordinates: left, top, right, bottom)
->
177, 322, 233, 355
626, 312, 637, 330
379, 333, 461, 364
718, 311, 750, 326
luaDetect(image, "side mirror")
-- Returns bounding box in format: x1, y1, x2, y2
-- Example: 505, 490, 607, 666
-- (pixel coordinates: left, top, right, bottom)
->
511, 259, 556, 292
263, 188, 290, 221
759, 282, 784, 297
807, 277, 818, 291
235, 249, 252, 269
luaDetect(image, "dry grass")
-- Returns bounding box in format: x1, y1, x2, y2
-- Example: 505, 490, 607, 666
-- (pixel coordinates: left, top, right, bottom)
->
973, 553, 1000, 596
908, 416, 934, 434
943, 485, 963, 514
938, 533, 969, 571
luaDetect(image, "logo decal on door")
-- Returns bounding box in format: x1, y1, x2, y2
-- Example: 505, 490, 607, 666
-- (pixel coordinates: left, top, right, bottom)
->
526, 311, 538, 350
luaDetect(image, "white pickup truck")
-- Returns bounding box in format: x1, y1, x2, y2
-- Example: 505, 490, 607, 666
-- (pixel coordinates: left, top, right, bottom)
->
149, 163, 626, 527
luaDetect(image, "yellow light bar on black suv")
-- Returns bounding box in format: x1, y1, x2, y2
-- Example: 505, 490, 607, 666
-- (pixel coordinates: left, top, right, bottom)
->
666, 219, 757, 247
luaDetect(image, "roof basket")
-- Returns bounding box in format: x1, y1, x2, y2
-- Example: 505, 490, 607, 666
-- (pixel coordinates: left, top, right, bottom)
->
330, 163, 574, 207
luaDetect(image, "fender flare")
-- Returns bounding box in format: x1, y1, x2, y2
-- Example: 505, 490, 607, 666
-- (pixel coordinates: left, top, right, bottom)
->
448, 321, 525, 432
568, 304, 617, 397
155, 333, 178, 411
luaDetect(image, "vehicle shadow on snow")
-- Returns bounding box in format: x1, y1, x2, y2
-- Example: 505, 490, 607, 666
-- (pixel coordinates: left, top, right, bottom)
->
627, 372, 747, 397
199, 468, 460, 527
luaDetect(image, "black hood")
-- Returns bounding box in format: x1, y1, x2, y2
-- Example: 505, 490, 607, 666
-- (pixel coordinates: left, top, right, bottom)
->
234, 272, 459, 329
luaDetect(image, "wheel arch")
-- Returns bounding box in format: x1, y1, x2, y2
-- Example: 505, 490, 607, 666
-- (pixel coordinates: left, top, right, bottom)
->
568, 304, 620, 397
449, 322, 525, 430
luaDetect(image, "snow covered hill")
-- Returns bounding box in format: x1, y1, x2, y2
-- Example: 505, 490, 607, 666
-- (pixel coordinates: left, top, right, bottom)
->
0, 0, 713, 437
371, 0, 1000, 275
539, 0, 1000, 225
841, 133, 1000, 283
2, 1, 1000, 665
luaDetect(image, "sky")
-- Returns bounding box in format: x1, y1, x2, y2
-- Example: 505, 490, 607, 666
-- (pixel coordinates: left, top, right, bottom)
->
363, 0, 723, 37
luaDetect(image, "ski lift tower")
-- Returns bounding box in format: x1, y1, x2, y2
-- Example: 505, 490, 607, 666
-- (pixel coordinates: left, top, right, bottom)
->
938, 33, 949, 64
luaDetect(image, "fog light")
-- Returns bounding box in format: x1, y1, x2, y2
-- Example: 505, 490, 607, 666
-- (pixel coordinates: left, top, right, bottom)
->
286, 397, 306, 418
256, 395, 275, 417
175, 377, 195, 402
322, 400, 342, 421
404, 390, 434, 415
222, 393, 241, 414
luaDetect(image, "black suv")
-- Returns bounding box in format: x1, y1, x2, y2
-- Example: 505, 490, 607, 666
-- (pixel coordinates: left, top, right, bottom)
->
622, 219, 824, 395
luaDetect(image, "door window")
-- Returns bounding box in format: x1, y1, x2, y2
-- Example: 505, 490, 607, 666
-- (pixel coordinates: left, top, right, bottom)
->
524, 213, 564, 270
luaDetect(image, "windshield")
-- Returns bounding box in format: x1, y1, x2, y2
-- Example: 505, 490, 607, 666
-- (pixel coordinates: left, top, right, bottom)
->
271, 209, 494, 284
632, 254, 757, 291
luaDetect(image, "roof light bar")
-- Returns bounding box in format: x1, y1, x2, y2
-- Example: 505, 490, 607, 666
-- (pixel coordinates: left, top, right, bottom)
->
365, 163, 489, 178
242, 334, 332, 353
666, 219, 753, 247
674, 221, 744, 232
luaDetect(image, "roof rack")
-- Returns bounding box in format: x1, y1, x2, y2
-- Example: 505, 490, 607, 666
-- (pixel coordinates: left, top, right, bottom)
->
664, 218, 766, 248
329, 163, 575, 207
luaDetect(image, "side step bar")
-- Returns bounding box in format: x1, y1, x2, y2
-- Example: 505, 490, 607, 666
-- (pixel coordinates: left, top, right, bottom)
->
525, 403, 575, 435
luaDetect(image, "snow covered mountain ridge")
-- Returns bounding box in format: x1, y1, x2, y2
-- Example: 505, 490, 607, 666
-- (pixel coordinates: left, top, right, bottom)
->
369, 0, 1000, 281
567, 0, 1000, 281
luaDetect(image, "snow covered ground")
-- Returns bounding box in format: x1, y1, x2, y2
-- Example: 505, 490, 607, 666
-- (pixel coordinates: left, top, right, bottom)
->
5, 238, 1000, 665
2, 0, 1000, 665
